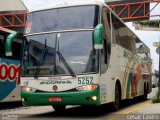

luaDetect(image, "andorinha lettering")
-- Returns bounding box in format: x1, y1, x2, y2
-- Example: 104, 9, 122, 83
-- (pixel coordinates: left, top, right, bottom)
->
40, 80, 72, 85
0, 63, 20, 83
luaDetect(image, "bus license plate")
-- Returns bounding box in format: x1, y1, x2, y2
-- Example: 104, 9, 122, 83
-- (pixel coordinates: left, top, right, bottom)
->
48, 97, 62, 102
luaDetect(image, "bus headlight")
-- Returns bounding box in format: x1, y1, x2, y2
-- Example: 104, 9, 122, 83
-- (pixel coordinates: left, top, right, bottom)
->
21, 86, 36, 92
76, 85, 98, 91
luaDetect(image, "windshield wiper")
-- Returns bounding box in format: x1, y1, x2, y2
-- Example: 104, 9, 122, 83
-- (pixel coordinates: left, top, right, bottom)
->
56, 51, 76, 78
34, 38, 47, 78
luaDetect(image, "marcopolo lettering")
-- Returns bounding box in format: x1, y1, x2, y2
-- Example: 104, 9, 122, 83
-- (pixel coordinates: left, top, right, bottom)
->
0, 63, 20, 84
40, 80, 72, 85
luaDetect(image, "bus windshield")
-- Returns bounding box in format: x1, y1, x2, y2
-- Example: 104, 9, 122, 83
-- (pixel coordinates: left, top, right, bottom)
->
21, 31, 98, 76
25, 5, 99, 34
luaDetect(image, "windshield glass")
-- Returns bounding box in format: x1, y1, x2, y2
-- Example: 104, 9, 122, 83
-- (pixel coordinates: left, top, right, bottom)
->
21, 31, 98, 76
25, 5, 99, 34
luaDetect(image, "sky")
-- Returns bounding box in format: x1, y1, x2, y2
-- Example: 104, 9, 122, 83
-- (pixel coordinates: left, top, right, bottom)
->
22, 0, 160, 71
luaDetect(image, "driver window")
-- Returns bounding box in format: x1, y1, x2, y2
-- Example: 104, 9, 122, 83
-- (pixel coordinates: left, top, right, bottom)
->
100, 7, 111, 74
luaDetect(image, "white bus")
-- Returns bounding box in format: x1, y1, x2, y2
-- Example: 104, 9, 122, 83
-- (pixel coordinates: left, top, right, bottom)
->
0, 27, 22, 103
6, 0, 152, 111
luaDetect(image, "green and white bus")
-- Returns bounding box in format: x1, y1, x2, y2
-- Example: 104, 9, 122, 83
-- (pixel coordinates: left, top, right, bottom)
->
6, 0, 152, 111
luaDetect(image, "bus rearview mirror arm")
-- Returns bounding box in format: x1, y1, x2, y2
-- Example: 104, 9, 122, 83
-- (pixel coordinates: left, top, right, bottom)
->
5, 32, 23, 56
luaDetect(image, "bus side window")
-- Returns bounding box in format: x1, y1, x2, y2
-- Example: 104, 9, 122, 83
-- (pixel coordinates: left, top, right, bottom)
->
135, 37, 151, 61
111, 13, 135, 52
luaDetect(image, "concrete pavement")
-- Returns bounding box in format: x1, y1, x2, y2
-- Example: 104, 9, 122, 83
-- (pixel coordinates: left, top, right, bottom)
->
123, 87, 160, 120
133, 87, 160, 114
109, 87, 160, 120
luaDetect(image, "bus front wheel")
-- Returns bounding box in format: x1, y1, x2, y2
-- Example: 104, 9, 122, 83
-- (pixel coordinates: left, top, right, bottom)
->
52, 105, 66, 112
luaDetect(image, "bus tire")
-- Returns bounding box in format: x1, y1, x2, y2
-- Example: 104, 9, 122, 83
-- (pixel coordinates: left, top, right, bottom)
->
143, 84, 148, 100
112, 84, 120, 111
52, 105, 66, 112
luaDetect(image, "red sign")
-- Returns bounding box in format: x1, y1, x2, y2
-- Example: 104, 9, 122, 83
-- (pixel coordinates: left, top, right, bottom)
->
48, 97, 62, 102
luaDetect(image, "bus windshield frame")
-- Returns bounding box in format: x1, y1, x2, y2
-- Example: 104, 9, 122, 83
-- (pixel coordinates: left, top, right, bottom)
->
25, 5, 99, 34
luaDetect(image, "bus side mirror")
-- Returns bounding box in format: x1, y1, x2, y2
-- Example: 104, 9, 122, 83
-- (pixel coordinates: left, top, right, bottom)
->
5, 32, 23, 56
93, 24, 104, 49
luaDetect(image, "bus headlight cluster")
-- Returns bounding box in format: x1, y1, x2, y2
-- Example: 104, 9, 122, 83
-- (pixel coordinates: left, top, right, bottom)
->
76, 85, 98, 91
21, 86, 36, 92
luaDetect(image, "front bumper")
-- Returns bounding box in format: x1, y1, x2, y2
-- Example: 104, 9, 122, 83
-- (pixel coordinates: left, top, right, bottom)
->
21, 87, 100, 106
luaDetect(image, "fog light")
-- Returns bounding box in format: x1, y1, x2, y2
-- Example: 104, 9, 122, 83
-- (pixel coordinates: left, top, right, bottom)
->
22, 98, 25, 102
91, 96, 97, 101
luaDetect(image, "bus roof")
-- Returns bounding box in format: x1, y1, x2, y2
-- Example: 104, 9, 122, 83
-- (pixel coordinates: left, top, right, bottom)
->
0, 27, 15, 34
31, 0, 106, 12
